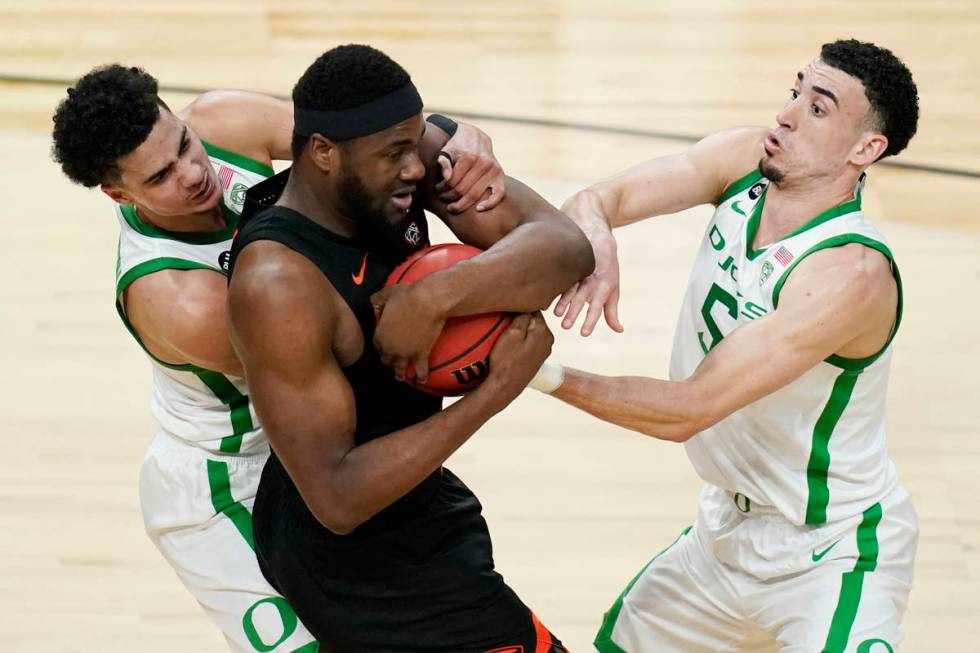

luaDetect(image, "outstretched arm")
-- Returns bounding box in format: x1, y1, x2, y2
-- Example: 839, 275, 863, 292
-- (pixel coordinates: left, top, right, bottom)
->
555, 127, 766, 335
184, 94, 505, 210
546, 244, 898, 441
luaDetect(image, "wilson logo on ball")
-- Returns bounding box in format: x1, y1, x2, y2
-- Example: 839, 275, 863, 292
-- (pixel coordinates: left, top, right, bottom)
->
450, 357, 490, 385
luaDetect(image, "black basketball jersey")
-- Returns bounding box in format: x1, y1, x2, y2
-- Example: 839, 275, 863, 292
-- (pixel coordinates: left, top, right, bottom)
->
228, 169, 443, 537
225, 171, 565, 653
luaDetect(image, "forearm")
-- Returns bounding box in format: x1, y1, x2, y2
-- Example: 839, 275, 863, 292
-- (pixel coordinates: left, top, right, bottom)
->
551, 367, 708, 442
422, 219, 594, 317
306, 386, 505, 533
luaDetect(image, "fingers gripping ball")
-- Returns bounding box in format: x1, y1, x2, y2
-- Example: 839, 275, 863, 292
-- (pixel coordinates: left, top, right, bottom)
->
384, 244, 512, 396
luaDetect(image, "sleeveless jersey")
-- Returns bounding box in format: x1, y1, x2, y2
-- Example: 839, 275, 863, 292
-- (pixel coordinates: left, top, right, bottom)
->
228, 170, 444, 538
670, 170, 903, 526
114, 141, 273, 454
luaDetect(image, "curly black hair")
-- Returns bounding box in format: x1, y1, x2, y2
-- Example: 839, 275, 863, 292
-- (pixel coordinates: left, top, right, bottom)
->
290, 44, 411, 158
820, 39, 919, 159
52, 64, 165, 187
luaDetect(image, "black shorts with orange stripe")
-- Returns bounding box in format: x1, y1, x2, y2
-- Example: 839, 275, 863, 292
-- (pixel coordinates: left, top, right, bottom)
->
254, 463, 566, 653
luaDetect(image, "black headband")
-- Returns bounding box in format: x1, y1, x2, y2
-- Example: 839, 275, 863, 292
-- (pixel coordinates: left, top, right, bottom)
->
293, 82, 423, 141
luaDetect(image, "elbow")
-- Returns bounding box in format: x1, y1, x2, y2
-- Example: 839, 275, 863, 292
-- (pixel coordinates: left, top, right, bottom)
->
638, 384, 719, 443
307, 496, 366, 536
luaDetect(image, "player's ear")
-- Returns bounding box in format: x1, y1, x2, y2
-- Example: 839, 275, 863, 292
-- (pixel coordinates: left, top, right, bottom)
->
101, 183, 132, 205
309, 134, 339, 174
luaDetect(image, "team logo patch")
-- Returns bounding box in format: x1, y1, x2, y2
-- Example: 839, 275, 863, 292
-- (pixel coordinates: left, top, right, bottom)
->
218, 250, 231, 271
759, 260, 774, 285
230, 182, 248, 207
404, 221, 421, 246
748, 182, 765, 200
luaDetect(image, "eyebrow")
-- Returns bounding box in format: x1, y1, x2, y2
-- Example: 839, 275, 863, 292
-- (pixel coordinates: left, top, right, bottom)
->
797, 71, 839, 107
144, 125, 188, 184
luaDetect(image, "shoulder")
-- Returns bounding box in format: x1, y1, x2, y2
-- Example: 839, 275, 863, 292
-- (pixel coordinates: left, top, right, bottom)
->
181, 91, 291, 162
127, 267, 226, 317
781, 242, 896, 312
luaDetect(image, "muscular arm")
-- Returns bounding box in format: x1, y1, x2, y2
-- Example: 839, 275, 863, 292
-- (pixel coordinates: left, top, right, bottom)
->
182, 91, 294, 164
554, 127, 767, 335
228, 242, 548, 534
372, 125, 594, 378
182, 93, 505, 212
564, 127, 766, 232
122, 269, 242, 376
550, 244, 898, 441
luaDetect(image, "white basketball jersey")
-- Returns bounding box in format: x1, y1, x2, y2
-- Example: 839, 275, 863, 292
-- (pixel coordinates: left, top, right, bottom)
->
670, 170, 902, 526
115, 141, 273, 454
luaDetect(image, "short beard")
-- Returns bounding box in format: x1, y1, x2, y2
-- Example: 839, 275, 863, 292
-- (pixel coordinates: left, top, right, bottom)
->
758, 157, 785, 185
339, 163, 413, 254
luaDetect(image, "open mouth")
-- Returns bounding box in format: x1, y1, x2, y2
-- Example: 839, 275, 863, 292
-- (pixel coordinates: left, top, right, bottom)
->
391, 186, 415, 211
764, 132, 782, 155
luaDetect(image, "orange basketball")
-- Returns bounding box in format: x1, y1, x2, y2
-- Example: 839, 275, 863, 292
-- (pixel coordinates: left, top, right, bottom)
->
384, 244, 512, 396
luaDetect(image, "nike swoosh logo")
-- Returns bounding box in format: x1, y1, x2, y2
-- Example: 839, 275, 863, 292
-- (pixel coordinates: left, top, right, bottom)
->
352, 253, 368, 285
732, 200, 746, 217
812, 539, 841, 562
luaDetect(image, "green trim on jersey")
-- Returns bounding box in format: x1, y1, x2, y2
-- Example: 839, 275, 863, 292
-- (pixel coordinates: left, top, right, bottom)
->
116, 256, 220, 297
805, 369, 861, 524
821, 503, 882, 652
594, 526, 692, 653
717, 169, 763, 205
745, 187, 863, 261
202, 139, 275, 177
196, 370, 254, 454
115, 257, 223, 372
119, 203, 239, 245
772, 234, 902, 372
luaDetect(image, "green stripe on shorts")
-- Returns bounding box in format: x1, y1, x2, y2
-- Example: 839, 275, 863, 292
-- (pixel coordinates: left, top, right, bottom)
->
206, 459, 255, 551
821, 503, 882, 653
594, 526, 692, 653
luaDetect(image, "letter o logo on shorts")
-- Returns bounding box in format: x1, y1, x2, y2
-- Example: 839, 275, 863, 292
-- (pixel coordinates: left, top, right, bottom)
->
857, 639, 894, 653
242, 597, 299, 652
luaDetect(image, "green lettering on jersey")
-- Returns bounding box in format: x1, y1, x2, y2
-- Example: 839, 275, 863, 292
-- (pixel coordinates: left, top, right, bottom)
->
741, 302, 767, 320
708, 225, 726, 251
697, 283, 739, 353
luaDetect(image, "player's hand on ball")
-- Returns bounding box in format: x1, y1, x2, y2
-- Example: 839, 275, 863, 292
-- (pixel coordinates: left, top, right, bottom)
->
371, 284, 445, 383
482, 312, 554, 405
553, 228, 624, 336
436, 122, 506, 213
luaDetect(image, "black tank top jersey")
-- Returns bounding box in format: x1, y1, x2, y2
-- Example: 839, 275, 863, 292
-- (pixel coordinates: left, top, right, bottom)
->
228, 169, 442, 538
226, 171, 564, 652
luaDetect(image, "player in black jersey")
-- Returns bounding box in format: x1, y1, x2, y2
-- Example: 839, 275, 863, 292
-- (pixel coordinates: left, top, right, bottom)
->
226, 45, 593, 652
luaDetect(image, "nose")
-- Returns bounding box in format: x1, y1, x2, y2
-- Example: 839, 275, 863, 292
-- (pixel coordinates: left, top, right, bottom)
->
776, 97, 798, 131
180, 158, 208, 191
401, 151, 426, 183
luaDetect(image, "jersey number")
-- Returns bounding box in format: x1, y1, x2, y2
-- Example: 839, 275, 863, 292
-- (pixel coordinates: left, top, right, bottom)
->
698, 283, 738, 353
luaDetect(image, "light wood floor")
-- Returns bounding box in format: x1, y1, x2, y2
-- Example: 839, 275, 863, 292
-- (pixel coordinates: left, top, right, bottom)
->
2, 2, 978, 651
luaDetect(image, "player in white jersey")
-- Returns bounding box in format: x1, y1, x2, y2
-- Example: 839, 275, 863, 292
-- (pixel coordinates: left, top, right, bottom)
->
51, 64, 506, 652
536, 40, 920, 651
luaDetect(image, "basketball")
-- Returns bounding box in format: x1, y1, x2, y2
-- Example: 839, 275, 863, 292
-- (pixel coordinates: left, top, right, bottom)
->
384, 243, 512, 396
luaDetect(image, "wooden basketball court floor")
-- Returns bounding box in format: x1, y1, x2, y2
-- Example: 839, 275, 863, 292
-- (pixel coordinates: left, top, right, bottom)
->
2, 1, 978, 650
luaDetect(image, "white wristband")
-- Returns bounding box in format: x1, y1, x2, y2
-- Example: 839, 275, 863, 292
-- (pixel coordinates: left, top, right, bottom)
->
528, 360, 565, 394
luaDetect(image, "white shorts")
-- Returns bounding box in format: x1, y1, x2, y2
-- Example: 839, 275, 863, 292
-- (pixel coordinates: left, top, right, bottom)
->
139, 430, 317, 652
594, 484, 917, 653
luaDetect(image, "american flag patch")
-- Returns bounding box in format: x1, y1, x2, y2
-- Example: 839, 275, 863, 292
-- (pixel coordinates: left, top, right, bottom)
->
774, 246, 794, 266
217, 165, 234, 190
